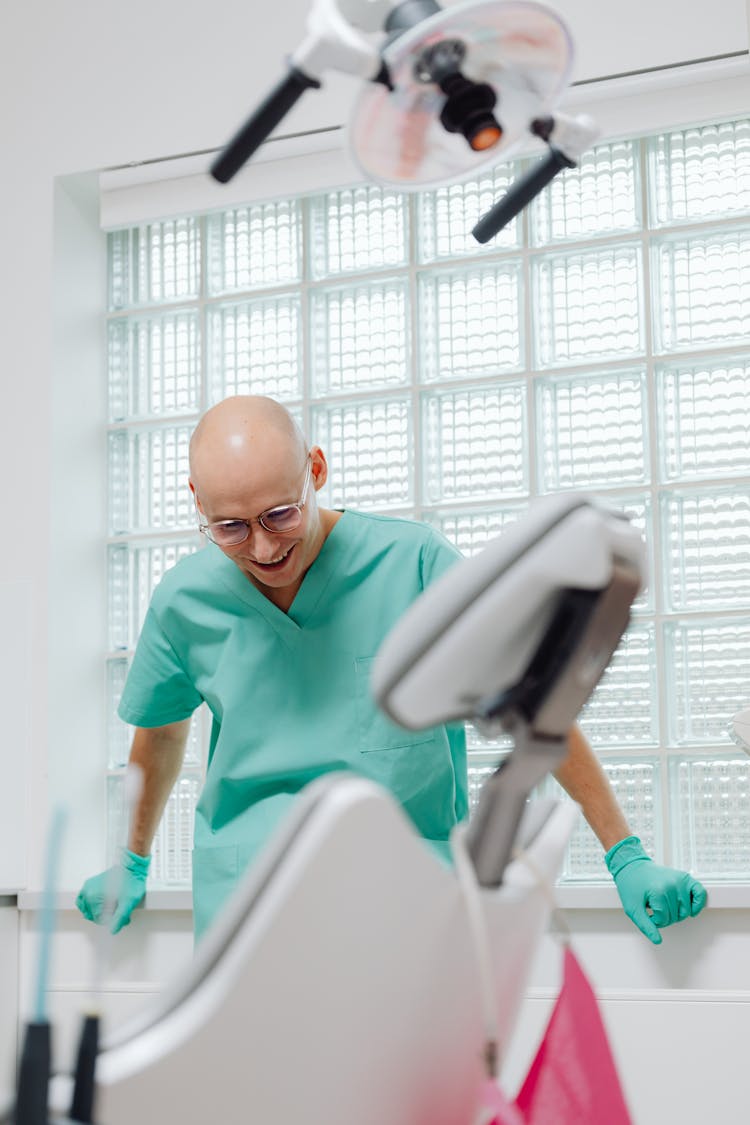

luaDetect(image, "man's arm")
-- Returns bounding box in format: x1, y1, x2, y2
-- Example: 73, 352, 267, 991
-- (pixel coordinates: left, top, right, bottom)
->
127, 718, 192, 855
76, 717, 191, 932
553, 724, 630, 849
554, 723, 707, 942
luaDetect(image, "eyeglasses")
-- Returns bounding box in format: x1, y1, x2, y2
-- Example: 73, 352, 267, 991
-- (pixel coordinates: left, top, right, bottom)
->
197, 457, 313, 548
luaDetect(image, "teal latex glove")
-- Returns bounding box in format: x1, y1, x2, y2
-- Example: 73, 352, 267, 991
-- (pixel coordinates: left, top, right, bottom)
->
75, 849, 150, 934
606, 836, 707, 944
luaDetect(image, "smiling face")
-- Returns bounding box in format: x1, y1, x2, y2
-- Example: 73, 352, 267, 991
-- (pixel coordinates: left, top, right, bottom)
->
189, 397, 332, 610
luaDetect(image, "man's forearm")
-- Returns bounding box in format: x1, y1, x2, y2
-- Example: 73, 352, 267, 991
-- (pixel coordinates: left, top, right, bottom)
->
127, 719, 191, 856
553, 725, 630, 851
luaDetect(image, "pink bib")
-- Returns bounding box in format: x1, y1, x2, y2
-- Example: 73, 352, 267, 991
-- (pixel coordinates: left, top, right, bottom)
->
480, 946, 632, 1125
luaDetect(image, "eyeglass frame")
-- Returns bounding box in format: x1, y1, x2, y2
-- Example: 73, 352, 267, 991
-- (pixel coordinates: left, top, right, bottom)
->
196, 456, 313, 547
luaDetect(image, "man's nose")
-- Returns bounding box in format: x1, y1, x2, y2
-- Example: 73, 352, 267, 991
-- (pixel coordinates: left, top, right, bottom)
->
247, 523, 282, 561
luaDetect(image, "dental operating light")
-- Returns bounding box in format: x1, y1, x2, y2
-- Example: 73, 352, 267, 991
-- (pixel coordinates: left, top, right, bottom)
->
210, 0, 598, 240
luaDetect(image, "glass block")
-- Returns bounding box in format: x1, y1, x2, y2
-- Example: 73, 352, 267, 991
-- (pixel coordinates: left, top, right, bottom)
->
108, 312, 201, 422
417, 164, 521, 261
207, 296, 302, 403
467, 749, 508, 815
310, 278, 410, 395
107, 654, 205, 771
672, 756, 750, 877
422, 504, 525, 556
532, 243, 643, 367
106, 658, 132, 769
310, 398, 412, 509
108, 536, 201, 650
207, 201, 302, 294
578, 623, 659, 747
666, 618, 750, 744
422, 385, 527, 503
108, 424, 193, 534
466, 726, 512, 753
541, 760, 659, 880
150, 773, 201, 886
652, 227, 750, 353
108, 219, 200, 310
657, 355, 750, 480
108, 231, 132, 312
648, 119, 750, 227
107, 771, 201, 884
418, 263, 523, 381
530, 139, 640, 245
107, 312, 202, 423
614, 492, 653, 613
536, 369, 649, 490
662, 488, 750, 612
309, 185, 408, 277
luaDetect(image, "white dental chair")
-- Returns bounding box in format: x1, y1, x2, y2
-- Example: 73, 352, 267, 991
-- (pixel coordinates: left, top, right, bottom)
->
46, 492, 644, 1125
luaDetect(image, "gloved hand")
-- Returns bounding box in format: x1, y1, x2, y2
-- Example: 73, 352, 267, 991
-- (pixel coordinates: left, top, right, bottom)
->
75, 849, 150, 934
605, 835, 707, 944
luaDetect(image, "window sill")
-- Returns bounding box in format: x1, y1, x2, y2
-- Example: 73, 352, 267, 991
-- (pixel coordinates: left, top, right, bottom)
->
555, 882, 750, 909
14, 883, 750, 913
16, 889, 193, 912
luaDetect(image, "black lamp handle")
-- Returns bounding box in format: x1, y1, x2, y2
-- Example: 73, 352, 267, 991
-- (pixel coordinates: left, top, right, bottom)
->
211, 67, 321, 184
472, 146, 575, 244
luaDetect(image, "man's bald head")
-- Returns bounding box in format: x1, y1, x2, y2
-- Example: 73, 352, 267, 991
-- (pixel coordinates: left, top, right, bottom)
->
189, 395, 307, 501
188, 396, 336, 607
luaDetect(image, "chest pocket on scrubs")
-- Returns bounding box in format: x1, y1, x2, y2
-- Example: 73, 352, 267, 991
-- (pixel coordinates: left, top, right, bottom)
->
355, 656, 433, 753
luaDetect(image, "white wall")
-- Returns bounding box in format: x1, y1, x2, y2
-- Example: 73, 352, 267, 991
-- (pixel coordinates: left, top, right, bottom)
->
1, 1, 749, 1121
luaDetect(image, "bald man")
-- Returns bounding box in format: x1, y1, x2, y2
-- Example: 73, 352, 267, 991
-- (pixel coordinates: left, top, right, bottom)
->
77, 395, 706, 944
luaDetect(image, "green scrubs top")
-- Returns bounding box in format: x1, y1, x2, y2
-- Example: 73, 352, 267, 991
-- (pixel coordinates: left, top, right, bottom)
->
119, 510, 468, 940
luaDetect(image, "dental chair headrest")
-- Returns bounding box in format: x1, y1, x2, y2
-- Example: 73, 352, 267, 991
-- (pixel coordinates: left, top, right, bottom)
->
372, 493, 646, 738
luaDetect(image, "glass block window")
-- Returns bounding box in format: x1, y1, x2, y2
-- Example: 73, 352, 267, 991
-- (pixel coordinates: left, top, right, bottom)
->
652, 227, 750, 353
532, 243, 643, 367
106, 114, 750, 888
656, 356, 750, 480
310, 185, 408, 276
672, 757, 750, 878
541, 760, 660, 880
311, 279, 410, 394
418, 164, 522, 261
207, 296, 303, 402
536, 369, 649, 490
418, 263, 523, 380
647, 119, 750, 226
206, 201, 302, 293
529, 139, 641, 245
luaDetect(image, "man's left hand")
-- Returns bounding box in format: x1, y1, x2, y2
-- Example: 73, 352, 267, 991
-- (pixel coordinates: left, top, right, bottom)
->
605, 835, 708, 944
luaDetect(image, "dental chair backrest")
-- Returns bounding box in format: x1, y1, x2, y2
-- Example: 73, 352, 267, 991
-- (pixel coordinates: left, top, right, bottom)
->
372, 492, 645, 735
88, 778, 577, 1125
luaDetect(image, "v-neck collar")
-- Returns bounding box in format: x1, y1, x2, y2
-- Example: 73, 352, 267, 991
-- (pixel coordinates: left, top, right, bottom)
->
211, 511, 353, 633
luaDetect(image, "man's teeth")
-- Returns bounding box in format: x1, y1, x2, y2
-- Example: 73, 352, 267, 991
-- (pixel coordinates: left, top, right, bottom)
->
263, 548, 291, 565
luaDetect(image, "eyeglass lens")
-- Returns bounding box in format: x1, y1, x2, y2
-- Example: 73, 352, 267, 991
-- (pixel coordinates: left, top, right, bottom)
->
208, 505, 302, 546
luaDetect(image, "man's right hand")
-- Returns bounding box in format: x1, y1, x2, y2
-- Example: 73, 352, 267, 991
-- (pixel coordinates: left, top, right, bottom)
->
75, 849, 151, 934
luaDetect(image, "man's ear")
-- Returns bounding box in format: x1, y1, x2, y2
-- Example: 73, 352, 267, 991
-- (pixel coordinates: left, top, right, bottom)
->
309, 445, 328, 491
189, 479, 203, 514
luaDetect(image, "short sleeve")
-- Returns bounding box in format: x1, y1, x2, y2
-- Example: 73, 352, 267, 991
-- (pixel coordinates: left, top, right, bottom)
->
420, 528, 463, 590
118, 607, 203, 727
